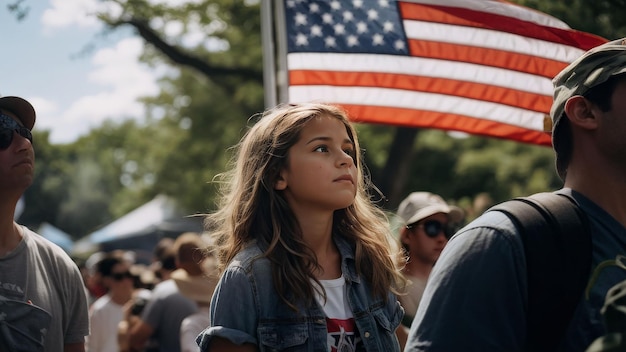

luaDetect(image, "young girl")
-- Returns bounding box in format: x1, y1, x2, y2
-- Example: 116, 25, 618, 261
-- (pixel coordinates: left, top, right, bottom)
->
197, 103, 406, 352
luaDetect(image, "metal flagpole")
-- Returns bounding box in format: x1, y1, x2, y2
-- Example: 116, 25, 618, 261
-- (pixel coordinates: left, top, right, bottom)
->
273, 0, 289, 104
260, 0, 277, 108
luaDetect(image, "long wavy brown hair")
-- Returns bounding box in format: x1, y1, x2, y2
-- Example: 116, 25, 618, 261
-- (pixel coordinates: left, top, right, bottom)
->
206, 102, 406, 311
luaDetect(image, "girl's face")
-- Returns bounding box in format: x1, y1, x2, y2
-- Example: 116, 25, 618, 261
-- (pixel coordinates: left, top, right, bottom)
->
275, 114, 357, 214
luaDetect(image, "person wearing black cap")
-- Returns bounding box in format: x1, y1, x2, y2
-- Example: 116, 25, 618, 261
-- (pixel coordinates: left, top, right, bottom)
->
405, 38, 626, 352
0, 96, 90, 352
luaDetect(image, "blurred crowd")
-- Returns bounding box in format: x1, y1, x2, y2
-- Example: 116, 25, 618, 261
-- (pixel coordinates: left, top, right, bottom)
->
80, 232, 218, 352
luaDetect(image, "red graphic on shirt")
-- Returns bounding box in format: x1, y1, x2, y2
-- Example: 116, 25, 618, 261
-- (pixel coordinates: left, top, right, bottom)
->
326, 317, 364, 352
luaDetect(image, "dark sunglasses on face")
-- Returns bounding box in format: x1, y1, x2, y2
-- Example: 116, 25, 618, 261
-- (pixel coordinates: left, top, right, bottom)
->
407, 220, 456, 240
111, 271, 133, 281
0, 113, 33, 150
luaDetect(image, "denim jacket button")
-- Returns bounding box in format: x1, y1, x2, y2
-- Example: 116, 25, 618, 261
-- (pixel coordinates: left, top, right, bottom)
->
364, 331, 371, 338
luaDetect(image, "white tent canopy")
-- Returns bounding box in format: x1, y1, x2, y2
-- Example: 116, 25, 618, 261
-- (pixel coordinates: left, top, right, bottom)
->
89, 194, 177, 244
72, 195, 202, 257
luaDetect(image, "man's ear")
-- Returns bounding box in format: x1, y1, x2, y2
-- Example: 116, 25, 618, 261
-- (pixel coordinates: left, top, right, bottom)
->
564, 96, 599, 130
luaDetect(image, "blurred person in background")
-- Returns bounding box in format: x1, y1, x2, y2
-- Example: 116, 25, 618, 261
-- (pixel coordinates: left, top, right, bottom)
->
395, 192, 464, 331
118, 265, 157, 352
85, 251, 109, 305
151, 237, 176, 282
129, 233, 205, 352
87, 253, 135, 352
173, 257, 218, 352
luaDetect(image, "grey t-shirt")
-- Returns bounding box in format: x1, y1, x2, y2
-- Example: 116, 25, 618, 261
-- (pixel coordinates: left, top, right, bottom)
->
405, 189, 626, 352
0, 226, 90, 352
141, 276, 198, 352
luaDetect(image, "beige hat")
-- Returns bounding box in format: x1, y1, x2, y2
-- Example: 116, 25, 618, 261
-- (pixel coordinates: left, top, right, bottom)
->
171, 268, 217, 305
0, 96, 36, 130
397, 192, 464, 226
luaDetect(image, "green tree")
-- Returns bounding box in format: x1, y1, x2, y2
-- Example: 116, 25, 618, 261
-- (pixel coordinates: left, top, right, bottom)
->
54, 120, 160, 237
513, 0, 626, 39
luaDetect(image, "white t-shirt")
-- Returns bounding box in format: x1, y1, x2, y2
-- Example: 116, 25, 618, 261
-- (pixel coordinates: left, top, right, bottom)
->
87, 294, 125, 352
314, 276, 364, 352
180, 306, 210, 352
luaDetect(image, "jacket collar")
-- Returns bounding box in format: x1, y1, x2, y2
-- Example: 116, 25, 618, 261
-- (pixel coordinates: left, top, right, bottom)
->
333, 235, 360, 283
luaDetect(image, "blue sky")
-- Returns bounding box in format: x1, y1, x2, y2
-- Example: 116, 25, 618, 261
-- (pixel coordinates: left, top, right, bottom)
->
1, 0, 162, 144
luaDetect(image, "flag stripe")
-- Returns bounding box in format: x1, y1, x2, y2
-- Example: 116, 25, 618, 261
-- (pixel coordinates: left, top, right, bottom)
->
400, 0, 569, 29
288, 86, 547, 130
400, 2, 606, 50
289, 70, 552, 113
288, 53, 553, 96
404, 20, 585, 64
408, 39, 569, 79
340, 103, 552, 145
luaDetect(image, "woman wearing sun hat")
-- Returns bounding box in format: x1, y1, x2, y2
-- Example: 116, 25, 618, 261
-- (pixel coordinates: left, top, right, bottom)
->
395, 192, 464, 331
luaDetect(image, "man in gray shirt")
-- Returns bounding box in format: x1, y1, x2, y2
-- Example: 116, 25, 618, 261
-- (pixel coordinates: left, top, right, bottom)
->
0, 95, 89, 352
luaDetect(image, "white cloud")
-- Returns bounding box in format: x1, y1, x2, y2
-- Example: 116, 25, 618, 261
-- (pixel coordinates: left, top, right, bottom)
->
32, 0, 205, 144
36, 37, 170, 144
41, 0, 101, 31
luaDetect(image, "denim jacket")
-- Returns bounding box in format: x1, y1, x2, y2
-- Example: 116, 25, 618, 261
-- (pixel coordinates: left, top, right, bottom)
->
197, 235, 403, 352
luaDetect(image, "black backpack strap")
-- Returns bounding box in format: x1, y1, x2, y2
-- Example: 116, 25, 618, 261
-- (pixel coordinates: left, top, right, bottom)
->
488, 192, 591, 351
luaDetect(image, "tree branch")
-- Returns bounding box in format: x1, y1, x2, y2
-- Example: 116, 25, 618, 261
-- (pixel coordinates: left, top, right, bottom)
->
117, 17, 264, 85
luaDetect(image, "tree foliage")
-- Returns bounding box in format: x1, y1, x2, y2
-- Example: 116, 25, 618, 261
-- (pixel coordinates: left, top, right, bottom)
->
513, 0, 626, 39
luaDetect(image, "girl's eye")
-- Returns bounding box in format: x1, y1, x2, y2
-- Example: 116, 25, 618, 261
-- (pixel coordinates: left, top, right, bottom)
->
344, 148, 356, 159
314, 145, 329, 153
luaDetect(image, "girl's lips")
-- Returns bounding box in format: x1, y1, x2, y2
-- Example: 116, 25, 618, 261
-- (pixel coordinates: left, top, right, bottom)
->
334, 174, 354, 183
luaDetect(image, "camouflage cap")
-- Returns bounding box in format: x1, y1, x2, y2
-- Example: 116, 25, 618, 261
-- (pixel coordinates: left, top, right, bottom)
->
549, 38, 626, 136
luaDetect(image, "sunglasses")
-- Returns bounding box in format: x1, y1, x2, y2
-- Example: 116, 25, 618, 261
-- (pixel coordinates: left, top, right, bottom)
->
407, 220, 457, 240
0, 113, 32, 150
111, 271, 133, 281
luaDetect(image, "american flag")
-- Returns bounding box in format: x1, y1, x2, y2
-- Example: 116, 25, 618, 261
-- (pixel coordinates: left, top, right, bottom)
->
281, 0, 606, 146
